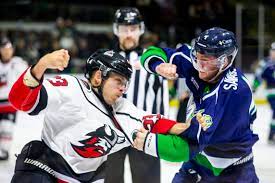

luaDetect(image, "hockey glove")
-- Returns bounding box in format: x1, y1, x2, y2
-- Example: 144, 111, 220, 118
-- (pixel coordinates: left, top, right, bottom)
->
142, 114, 190, 135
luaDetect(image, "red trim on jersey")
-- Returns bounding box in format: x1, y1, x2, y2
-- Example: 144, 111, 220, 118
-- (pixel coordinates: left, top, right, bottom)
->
57, 179, 69, 183
151, 118, 177, 134
0, 105, 16, 113
0, 136, 12, 141
8, 67, 42, 112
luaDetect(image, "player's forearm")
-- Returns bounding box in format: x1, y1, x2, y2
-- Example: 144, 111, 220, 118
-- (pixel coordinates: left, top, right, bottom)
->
141, 46, 168, 73
140, 133, 190, 162
31, 59, 48, 81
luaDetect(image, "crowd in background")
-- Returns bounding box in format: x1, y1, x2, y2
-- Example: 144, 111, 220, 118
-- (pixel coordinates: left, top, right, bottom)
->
1, 0, 275, 73
0, 0, 236, 73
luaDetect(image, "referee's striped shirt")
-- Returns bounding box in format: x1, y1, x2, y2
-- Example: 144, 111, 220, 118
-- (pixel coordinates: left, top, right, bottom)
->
118, 47, 169, 117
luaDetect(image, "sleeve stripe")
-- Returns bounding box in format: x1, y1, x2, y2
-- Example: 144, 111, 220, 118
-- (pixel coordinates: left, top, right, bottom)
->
8, 67, 42, 111
143, 56, 166, 73
25, 90, 41, 113
156, 134, 159, 157
29, 86, 48, 115
141, 46, 168, 73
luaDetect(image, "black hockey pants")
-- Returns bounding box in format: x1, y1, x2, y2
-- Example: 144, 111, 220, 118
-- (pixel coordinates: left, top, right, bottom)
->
11, 140, 56, 183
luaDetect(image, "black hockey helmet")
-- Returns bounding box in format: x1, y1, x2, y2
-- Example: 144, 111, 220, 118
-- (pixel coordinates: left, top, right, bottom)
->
85, 49, 132, 81
113, 7, 145, 35
114, 7, 143, 25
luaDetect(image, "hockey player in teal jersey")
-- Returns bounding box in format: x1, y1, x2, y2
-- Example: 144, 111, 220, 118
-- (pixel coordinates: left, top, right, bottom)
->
133, 27, 259, 182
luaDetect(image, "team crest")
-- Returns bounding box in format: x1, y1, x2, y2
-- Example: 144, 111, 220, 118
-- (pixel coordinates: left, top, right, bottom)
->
200, 114, 213, 131
71, 124, 125, 158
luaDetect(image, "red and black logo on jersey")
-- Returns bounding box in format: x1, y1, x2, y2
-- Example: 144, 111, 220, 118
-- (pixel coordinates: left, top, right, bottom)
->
71, 124, 125, 158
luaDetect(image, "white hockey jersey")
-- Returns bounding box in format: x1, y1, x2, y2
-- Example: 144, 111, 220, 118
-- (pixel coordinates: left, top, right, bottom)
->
0, 56, 28, 112
9, 70, 148, 179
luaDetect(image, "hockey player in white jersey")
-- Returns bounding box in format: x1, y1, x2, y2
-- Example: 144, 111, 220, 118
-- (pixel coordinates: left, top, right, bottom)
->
0, 37, 28, 160
8, 48, 188, 183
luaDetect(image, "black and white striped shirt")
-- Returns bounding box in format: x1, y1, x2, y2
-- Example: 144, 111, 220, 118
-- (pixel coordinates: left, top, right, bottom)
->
118, 48, 169, 116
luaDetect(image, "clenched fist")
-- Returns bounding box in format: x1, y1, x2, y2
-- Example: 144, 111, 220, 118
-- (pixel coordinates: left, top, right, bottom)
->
39, 49, 70, 71
155, 63, 178, 80
32, 49, 70, 80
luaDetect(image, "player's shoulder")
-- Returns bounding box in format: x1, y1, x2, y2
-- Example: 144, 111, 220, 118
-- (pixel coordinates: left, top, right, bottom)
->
114, 97, 135, 111
175, 43, 191, 54
45, 74, 81, 89
164, 43, 192, 66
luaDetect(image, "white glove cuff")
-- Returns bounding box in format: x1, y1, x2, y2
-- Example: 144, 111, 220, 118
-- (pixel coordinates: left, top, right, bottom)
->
143, 133, 158, 157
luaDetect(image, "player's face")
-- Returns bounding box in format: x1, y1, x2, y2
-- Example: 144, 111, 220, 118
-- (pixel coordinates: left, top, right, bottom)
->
0, 44, 14, 62
196, 53, 221, 82
102, 72, 129, 105
117, 24, 141, 51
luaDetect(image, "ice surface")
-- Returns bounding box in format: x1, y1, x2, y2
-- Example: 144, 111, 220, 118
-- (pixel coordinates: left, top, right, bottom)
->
0, 105, 274, 183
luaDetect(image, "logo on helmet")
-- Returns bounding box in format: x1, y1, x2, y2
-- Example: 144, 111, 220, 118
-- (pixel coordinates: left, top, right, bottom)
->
124, 12, 137, 21
218, 39, 233, 46
104, 50, 115, 57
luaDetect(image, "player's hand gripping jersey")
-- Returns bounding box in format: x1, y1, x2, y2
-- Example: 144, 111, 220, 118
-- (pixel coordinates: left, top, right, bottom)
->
141, 44, 259, 176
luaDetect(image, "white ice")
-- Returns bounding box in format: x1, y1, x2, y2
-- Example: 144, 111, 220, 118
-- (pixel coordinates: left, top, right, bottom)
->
0, 104, 275, 183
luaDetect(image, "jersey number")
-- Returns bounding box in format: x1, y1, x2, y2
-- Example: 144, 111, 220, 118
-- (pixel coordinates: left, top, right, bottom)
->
47, 76, 68, 86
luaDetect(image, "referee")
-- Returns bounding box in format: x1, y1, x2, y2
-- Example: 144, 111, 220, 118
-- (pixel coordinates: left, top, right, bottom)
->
105, 7, 169, 183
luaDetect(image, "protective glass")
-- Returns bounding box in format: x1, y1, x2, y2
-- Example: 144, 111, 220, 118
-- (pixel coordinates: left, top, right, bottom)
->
108, 72, 131, 94
117, 25, 140, 36
190, 49, 227, 72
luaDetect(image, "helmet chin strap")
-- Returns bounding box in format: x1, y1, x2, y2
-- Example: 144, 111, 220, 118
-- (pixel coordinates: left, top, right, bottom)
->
207, 58, 234, 83
207, 69, 223, 83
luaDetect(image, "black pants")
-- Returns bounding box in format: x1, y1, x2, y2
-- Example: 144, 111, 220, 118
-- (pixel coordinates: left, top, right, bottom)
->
105, 147, 160, 183
11, 140, 105, 183
12, 170, 55, 183
11, 141, 56, 183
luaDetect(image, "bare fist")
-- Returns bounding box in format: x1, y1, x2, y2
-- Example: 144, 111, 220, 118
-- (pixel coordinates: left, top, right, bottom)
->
39, 49, 70, 71
31, 49, 70, 80
155, 63, 178, 80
